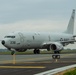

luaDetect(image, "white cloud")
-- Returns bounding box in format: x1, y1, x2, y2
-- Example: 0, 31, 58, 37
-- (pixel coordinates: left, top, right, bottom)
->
0, 0, 76, 24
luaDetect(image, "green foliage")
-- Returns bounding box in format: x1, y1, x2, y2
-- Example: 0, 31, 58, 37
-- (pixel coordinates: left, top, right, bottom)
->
64, 68, 76, 75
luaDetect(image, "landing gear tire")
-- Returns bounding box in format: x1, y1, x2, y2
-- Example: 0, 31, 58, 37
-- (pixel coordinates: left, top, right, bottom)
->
52, 51, 60, 59
11, 51, 15, 55
37, 50, 40, 54
34, 49, 40, 54
52, 55, 60, 59
34, 50, 37, 54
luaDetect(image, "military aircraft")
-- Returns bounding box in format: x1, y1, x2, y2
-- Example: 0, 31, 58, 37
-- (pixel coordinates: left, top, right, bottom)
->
1, 9, 76, 58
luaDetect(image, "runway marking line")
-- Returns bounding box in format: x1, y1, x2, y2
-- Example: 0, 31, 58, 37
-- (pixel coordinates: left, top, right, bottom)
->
0, 54, 75, 64
0, 56, 51, 64
2, 60, 76, 64
0, 66, 45, 69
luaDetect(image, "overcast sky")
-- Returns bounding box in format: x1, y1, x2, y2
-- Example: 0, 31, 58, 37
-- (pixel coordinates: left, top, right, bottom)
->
0, 0, 76, 49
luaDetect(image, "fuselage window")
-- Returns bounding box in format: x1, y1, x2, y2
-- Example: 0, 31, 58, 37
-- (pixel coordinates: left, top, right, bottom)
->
60, 38, 63, 41
33, 36, 35, 40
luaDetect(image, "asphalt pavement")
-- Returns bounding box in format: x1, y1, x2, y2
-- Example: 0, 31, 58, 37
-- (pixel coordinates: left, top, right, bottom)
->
0, 54, 76, 75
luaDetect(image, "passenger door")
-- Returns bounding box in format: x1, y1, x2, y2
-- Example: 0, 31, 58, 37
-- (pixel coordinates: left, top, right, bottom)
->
18, 32, 24, 48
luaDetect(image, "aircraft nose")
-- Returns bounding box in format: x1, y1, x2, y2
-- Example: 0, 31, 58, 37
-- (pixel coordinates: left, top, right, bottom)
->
1, 40, 5, 45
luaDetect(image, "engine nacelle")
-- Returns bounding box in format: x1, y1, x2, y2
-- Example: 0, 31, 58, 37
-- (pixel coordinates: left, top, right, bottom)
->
51, 42, 63, 51
47, 42, 63, 51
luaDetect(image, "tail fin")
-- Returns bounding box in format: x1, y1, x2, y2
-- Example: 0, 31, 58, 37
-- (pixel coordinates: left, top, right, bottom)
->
65, 9, 75, 34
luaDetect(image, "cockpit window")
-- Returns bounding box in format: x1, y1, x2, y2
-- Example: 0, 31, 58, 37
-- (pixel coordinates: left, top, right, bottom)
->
4, 36, 15, 38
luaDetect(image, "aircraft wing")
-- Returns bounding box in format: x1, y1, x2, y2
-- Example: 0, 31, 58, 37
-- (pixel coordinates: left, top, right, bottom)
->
60, 40, 76, 43
42, 42, 54, 46
42, 40, 76, 47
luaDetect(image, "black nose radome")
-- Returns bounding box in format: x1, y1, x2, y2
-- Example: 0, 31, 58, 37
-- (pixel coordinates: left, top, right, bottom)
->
1, 40, 5, 45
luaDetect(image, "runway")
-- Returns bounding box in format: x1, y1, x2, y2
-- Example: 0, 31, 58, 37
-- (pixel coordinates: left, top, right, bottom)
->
0, 54, 76, 75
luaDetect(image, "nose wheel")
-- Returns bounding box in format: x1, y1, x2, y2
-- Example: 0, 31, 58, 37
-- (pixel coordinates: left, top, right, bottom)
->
11, 51, 15, 55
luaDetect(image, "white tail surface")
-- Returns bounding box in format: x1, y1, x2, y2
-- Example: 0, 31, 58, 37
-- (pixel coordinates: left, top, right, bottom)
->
65, 9, 75, 34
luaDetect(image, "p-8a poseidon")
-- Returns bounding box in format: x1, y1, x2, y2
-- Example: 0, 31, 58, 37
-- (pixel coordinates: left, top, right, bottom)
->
1, 9, 76, 57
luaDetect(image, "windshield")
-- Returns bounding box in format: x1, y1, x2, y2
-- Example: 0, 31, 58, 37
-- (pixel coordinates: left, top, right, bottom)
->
4, 36, 15, 38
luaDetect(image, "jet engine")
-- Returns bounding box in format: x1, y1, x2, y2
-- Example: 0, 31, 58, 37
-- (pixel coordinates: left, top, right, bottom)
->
47, 42, 63, 51
51, 42, 63, 51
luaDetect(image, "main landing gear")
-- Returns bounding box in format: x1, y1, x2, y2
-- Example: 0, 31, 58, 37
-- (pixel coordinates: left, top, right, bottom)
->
52, 51, 60, 59
52, 54, 60, 59
33, 49, 40, 54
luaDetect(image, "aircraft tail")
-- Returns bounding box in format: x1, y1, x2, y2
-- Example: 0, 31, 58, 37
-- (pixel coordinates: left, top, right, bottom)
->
65, 9, 75, 34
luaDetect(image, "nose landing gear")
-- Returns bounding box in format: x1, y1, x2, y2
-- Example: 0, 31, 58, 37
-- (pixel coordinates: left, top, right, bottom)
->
11, 51, 15, 55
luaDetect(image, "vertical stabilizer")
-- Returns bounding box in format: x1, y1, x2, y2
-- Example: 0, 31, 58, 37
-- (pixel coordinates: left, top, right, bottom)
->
65, 9, 75, 34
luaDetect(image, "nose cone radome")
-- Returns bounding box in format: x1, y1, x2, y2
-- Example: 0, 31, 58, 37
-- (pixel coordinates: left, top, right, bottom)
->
1, 40, 5, 45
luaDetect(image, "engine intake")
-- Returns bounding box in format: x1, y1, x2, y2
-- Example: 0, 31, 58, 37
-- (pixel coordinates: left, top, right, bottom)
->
51, 44, 56, 50
47, 42, 63, 51
51, 43, 63, 51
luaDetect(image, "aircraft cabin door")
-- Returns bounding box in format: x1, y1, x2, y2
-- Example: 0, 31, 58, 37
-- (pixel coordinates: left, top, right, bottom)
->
18, 32, 24, 47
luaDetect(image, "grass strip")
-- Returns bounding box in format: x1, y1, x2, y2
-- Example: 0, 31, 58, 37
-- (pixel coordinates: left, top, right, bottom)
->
63, 68, 76, 75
